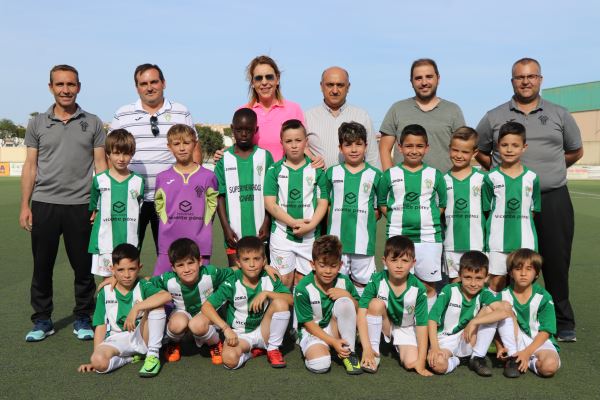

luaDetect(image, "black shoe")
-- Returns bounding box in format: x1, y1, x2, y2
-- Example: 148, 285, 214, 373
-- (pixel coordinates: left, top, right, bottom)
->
469, 356, 492, 377
503, 356, 521, 378
556, 330, 576, 342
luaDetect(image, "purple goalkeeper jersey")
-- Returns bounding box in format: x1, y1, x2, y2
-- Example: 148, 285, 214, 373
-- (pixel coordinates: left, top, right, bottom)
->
155, 165, 218, 257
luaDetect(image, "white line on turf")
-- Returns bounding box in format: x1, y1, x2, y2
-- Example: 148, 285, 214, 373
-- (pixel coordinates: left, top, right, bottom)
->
570, 191, 600, 199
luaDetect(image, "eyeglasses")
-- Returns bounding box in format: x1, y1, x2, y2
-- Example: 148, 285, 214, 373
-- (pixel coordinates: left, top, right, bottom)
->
150, 115, 159, 136
253, 74, 276, 82
512, 74, 541, 82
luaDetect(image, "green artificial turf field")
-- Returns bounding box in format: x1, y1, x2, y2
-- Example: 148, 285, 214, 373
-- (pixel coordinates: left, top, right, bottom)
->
1, 178, 598, 399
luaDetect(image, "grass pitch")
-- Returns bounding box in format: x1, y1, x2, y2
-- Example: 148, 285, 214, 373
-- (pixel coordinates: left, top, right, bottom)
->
1, 178, 598, 399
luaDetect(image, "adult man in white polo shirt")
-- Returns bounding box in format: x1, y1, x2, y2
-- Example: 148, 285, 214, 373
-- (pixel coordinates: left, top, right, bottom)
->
110, 64, 198, 253
305, 66, 380, 169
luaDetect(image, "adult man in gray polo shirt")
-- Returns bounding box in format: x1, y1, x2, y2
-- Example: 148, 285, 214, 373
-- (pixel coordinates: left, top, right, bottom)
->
378, 58, 465, 172
476, 57, 583, 342
20, 65, 107, 342
110, 64, 198, 254
305, 66, 380, 169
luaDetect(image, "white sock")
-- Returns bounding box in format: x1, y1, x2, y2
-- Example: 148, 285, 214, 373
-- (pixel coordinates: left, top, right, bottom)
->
498, 317, 518, 356
166, 327, 184, 342
445, 356, 460, 374
98, 356, 132, 374
332, 297, 357, 351
194, 325, 219, 347
427, 294, 437, 312
267, 311, 290, 351
228, 352, 251, 370
366, 315, 383, 355
529, 355, 539, 375
471, 322, 497, 358
147, 309, 166, 358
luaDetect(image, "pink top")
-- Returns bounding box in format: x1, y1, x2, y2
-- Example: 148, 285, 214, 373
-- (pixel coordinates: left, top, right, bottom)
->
241, 99, 305, 161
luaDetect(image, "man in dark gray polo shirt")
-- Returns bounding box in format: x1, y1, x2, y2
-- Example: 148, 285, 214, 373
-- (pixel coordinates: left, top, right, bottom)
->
476, 57, 583, 342
20, 65, 107, 342
378, 58, 465, 172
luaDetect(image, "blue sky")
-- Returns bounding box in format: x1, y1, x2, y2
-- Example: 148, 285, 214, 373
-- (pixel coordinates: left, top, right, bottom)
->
1, 0, 598, 128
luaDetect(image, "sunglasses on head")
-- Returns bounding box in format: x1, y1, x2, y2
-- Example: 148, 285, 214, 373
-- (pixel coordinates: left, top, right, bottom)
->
150, 115, 159, 136
253, 74, 276, 82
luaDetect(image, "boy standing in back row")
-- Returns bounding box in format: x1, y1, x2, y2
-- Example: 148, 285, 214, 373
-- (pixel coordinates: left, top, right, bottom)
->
215, 108, 273, 266
153, 124, 218, 275
378, 124, 446, 310
88, 129, 144, 280
483, 122, 540, 292
326, 121, 382, 294
443, 127, 486, 282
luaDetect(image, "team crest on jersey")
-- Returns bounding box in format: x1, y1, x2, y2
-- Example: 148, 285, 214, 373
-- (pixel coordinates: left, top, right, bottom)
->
425, 179, 433, 189
525, 185, 532, 197
305, 175, 314, 187
129, 189, 139, 200
405, 305, 415, 314
102, 258, 111, 267
363, 182, 372, 193
275, 256, 284, 266
472, 186, 480, 197
256, 164, 264, 176
164, 113, 172, 122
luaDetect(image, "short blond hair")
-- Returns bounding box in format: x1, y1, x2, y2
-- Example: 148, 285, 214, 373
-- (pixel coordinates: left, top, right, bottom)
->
166, 124, 197, 144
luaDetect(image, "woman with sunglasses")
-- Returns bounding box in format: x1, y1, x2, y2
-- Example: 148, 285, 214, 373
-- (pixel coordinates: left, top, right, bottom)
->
242, 55, 305, 162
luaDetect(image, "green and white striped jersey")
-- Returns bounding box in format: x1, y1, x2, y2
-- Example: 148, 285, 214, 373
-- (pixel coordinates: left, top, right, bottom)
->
443, 169, 486, 252
378, 163, 446, 243
429, 283, 496, 336
326, 163, 382, 256
214, 146, 274, 239
294, 271, 359, 339
264, 157, 328, 243
150, 267, 232, 317
499, 283, 558, 349
483, 166, 541, 252
88, 170, 144, 255
359, 271, 428, 327
92, 279, 161, 335
207, 269, 290, 333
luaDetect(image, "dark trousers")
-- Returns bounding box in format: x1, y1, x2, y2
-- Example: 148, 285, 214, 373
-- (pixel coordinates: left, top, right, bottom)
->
534, 186, 575, 331
139, 201, 159, 254
30, 201, 95, 322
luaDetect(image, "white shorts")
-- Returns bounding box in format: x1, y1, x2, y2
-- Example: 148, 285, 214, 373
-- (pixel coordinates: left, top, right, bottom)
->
91, 253, 113, 277
384, 325, 417, 347
269, 233, 313, 275
100, 325, 147, 356
170, 309, 193, 320
238, 326, 267, 350
438, 331, 472, 357
443, 251, 464, 279
517, 329, 559, 356
340, 254, 376, 285
413, 242, 443, 282
299, 323, 334, 355
488, 251, 509, 276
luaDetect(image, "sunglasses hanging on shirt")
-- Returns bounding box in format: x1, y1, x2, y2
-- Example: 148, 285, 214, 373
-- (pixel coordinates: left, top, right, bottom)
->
150, 115, 159, 137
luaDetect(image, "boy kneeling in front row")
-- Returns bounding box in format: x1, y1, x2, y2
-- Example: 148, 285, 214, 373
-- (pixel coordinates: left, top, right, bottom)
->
294, 235, 362, 375
78, 243, 171, 377
201, 236, 292, 369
